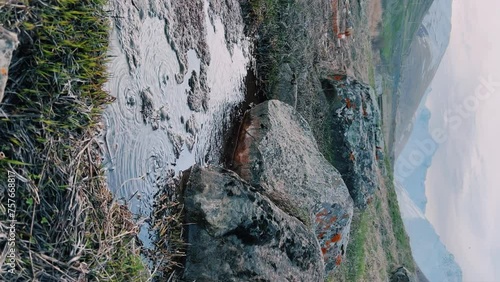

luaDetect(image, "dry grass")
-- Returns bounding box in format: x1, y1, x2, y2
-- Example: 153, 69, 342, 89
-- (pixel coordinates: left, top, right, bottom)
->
144, 171, 187, 281
368, 0, 383, 37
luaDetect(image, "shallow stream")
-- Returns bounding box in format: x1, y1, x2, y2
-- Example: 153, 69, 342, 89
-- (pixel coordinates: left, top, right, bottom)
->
101, 0, 250, 247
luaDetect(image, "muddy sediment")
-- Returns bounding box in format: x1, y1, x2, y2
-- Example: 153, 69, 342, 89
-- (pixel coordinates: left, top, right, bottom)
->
186, 70, 208, 112
207, 0, 249, 56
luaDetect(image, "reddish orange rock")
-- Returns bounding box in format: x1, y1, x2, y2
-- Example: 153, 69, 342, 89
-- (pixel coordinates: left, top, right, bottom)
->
345, 98, 352, 108
321, 247, 328, 255
331, 233, 342, 243
333, 75, 344, 81
232, 115, 259, 180
328, 216, 337, 224
335, 255, 342, 265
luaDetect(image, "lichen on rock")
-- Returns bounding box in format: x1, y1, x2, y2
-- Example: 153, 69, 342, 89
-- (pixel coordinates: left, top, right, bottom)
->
321, 75, 384, 208
0, 27, 18, 103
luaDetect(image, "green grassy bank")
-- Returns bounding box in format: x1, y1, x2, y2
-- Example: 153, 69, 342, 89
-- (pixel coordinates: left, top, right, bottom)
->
0, 1, 148, 280
335, 156, 414, 281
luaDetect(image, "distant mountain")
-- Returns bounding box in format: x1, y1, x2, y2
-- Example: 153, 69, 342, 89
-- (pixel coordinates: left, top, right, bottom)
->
395, 97, 463, 281
396, 183, 463, 282
394, 0, 453, 157
395, 102, 436, 211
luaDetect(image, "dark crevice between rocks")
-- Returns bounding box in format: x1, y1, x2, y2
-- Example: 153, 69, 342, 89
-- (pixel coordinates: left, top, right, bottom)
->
320, 78, 339, 102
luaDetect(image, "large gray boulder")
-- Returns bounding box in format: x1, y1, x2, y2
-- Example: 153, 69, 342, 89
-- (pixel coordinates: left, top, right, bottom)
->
0, 27, 19, 103
182, 165, 324, 282
231, 100, 353, 273
320, 75, 384, 208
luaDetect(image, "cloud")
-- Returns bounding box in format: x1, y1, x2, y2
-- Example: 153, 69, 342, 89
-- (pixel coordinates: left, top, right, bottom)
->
423, 0, 500, 280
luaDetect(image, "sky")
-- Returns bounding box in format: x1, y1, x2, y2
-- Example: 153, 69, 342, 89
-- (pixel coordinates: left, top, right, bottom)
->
424, 0, 500, 281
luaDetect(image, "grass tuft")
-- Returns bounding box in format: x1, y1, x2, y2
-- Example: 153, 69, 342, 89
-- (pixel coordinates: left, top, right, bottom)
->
242, 0, 299, 93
